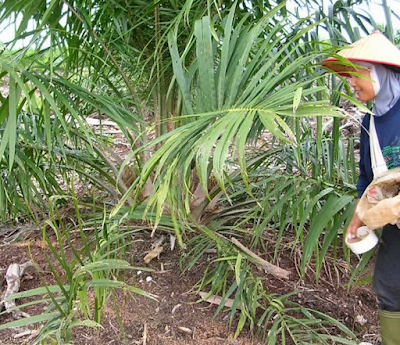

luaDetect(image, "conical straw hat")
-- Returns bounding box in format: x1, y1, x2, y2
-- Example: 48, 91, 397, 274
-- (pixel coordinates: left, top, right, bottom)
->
322, 31, 400, 75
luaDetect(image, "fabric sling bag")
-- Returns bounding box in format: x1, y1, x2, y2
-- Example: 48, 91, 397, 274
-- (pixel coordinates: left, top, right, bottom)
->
370, 115, 388, 178
355, 115, 400, 230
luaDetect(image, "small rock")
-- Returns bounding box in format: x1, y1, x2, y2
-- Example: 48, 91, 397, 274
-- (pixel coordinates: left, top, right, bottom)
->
170, 234, 176, 251
172, 303, 182, 314
178, 326, 192, 335
355, 314, 368, 326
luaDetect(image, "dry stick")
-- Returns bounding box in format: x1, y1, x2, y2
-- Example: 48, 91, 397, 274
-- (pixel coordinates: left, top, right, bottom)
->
230, 238, 291, 280
142, 322, 148, 345
1, 261, 34, 319
198, 291, 243, 310
151, 235, 165, 249
14, 329, 39, 340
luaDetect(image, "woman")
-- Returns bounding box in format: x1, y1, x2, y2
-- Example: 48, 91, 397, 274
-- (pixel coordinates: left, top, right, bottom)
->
323, 31, 400, 345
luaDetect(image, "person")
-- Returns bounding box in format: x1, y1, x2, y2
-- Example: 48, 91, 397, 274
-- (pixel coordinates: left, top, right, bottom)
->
323, 31, 400, 345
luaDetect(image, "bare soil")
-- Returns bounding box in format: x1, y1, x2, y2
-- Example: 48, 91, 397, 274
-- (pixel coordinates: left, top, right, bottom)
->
0, 227, 380, 345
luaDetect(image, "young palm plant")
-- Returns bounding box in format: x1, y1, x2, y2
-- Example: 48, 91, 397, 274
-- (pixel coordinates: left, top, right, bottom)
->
119, 3, 342, 235
111, 4, 361, 343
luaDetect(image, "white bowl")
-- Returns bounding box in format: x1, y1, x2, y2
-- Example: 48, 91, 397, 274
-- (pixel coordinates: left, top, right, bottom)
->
345, 226, 378, 254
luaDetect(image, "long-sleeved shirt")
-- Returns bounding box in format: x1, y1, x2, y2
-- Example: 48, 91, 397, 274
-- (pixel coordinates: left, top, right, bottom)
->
357, 97, 400, 198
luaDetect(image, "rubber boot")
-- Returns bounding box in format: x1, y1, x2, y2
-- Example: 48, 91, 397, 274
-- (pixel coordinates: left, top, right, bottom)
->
379, 309, 400, 345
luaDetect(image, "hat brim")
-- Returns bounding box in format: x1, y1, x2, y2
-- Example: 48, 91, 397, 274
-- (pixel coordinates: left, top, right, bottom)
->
322, 31, 400, 76
322, 57, 400, 77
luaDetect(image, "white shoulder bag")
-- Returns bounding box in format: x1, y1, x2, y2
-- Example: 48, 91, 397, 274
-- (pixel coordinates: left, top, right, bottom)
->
355, 116, 400, 231
369, 115, 388, 178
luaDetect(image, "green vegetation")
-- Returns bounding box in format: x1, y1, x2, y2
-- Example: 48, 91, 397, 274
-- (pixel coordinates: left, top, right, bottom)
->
0, 0, 397, 343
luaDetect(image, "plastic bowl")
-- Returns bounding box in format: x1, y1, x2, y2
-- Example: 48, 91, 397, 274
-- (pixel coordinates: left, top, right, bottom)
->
345, 226, 378, 254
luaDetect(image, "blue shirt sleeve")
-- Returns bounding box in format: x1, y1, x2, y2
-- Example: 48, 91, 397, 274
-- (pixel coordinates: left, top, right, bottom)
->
356, 115, 370, 198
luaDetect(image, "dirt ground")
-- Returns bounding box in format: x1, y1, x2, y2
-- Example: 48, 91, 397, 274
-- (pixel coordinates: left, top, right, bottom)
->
0, 226, 381, 345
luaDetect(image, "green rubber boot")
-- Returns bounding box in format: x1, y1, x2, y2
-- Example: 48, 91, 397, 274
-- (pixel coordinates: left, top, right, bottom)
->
379, 309, 400, 345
